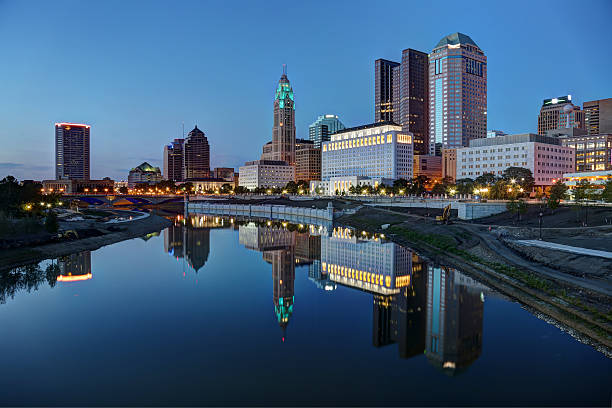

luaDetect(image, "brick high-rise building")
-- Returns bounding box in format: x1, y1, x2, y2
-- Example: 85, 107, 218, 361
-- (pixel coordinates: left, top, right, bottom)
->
183, 125, 210, 180
428, 33, 487, 153
55, 122, 90, 180
375, 59, 400, 123
272, 67, 296, 165
295, 139, 321, 182
583, 98, 612, 135
163, 138, 184, 181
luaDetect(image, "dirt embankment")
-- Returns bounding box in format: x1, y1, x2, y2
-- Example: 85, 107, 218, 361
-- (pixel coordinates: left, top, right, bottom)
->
336, 206, 612, 354
0, 214, 171, 272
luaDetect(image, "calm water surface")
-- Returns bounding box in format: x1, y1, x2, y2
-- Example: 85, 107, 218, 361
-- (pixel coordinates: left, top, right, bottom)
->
0, 215, 610, 406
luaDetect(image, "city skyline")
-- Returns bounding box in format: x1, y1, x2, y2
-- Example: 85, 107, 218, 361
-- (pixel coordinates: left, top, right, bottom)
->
1, 0, 611, 181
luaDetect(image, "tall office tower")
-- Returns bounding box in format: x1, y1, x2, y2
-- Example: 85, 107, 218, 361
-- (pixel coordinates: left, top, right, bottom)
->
308, 114, 345, 148
399, 49, 429, 155
583, 98, 612, 135
272, 67, 296, 165
375, 59, 400, 122
183, 125, 210, 179
163, 138, 184, 181
55, 122, 91, 180
537, 95, 585, 135
428, 33, 487, 154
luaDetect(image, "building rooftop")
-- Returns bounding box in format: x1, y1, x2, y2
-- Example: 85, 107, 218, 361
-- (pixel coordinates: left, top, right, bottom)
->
131, 162, 161, 173
435, 32, 479, 49
243, 160, 291, 166
332, 121, 399, 135
468, 133, 561, 147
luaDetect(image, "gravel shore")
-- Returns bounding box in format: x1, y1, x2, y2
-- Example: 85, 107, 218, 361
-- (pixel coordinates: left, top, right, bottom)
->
0, 213, 172, 272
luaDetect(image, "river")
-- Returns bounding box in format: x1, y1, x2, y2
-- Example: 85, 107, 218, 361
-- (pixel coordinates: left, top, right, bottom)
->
0, 214, 609, 406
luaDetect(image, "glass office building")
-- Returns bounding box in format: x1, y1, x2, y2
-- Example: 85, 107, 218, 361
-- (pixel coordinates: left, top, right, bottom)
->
308, 114, 345, 148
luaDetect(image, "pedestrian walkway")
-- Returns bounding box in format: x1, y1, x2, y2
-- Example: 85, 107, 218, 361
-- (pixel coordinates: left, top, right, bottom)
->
515, 240, 612, 259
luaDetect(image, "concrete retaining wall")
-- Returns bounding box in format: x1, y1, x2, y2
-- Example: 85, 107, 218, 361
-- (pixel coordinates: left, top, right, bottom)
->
187, 202, 334, 224
367, 200, 507, 220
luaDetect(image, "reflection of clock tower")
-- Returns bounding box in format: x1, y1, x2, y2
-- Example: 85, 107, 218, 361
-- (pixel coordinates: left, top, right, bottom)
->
272, 247, 295, 339
272, 65, 296, 165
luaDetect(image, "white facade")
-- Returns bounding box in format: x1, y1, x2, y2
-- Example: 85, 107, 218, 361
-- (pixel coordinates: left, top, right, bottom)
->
321, 123, 413, 185
238, 160, 295, 190
456, 134, 574, 186
321, 227, 412, 295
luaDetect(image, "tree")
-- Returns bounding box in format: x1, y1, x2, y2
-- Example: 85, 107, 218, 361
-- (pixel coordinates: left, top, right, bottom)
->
474, 173, 497, 186
431, 183, 446, 195
507, 199, 527, 223
284, 181, 298, 194
455, 178, 474, 195
234, 186, 249, 195
410, 175, 429, 195
44, 211, 59, 233
602, 180, 612, 203
547, 180, 567, 214
502, 167, 535, 192
119, 186, 128, 194
393, 178, 409, 194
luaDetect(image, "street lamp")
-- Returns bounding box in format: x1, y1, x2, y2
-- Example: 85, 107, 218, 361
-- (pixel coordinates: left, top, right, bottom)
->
538, 211, 543, 240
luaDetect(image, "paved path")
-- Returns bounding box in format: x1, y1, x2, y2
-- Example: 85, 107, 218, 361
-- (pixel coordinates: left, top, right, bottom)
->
516, 240, 612, 260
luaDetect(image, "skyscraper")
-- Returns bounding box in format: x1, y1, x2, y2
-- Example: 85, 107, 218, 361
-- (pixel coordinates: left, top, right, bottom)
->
183, 125, 210, 179
308, 114, 345, 148
55, 122, 90, 180
583, 97, 612, 135
375, 59, 400, 123
399, 49, 429, 155
272, 67, 296, 165
537, 95, 584, 136
163, 138, 184, 181
428, 33, 487, 153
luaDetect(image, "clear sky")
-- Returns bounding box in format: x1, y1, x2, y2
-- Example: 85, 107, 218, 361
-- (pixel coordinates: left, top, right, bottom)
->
1, 0, 611, 181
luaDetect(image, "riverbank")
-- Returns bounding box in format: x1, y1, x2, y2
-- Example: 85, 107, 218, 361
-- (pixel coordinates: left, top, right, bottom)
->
0, 212, 171, 272
336, 206, 612, 355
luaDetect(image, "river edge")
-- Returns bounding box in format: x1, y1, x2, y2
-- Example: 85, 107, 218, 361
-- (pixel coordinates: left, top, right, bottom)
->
0, 214, 172, 273
335, 208, 612, 357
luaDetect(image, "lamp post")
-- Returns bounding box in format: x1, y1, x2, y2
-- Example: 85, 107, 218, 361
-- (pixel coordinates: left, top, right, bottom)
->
538, 211, 543, 240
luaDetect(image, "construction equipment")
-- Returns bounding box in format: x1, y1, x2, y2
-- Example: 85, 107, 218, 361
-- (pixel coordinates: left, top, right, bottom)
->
436, 204, 452, 224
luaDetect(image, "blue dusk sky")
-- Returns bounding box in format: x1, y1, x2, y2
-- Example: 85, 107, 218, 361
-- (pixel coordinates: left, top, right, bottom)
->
1, 0, 611, 181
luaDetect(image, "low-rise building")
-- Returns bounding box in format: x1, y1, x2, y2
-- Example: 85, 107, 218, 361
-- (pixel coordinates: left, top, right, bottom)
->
42, 178, 115, 194
213, 167, 235, 181
238, 160, 295, 190
442, 148, 457, 182
560, 133, 612, 172
295, 139, 321, 182
321, 122, 413, 185
188, 178, 230, 193
128, 162, 163, 188
456, 133, 574, 186
413, 155, 442, 182
563, 170, 612, 190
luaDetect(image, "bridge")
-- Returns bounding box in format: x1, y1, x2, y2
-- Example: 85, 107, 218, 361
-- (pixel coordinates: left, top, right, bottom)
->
62, 194, 184, 206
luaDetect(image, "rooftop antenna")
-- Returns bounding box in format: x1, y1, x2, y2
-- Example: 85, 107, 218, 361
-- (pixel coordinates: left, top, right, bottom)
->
283, 64, 287, 75
182, 121, 185, 138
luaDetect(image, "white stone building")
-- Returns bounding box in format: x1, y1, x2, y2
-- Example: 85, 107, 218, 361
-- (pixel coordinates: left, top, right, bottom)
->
238, 160, 295, 190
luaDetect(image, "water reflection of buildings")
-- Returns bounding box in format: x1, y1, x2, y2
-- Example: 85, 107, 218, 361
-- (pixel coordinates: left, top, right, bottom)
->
164, 215, 231, 273
425, 266, 485, 375
192, 216, 486, 373
57, 251, 92, 282
321, 227, 412, 295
